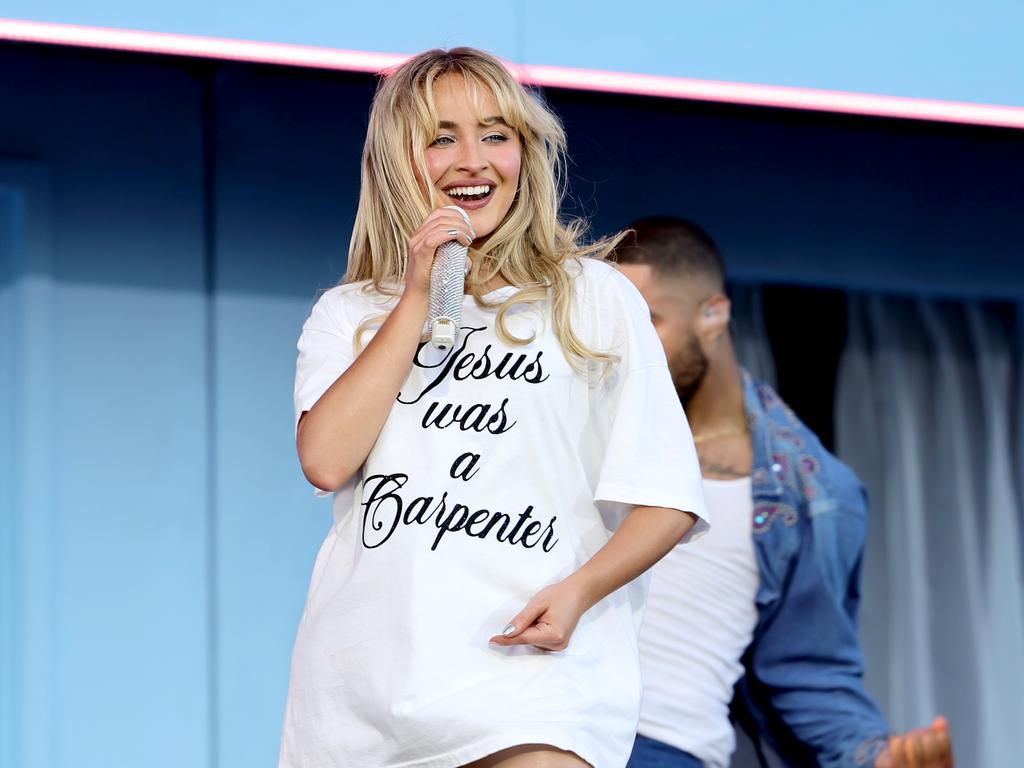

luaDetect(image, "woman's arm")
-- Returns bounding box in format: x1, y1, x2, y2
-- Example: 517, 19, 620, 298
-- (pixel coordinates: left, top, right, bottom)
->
297, 207, 474, 492
489, 505, 697, 650
296, 290, 429, 492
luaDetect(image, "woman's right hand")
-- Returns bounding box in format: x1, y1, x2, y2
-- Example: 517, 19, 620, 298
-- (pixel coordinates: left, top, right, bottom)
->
404, 207, 475, 299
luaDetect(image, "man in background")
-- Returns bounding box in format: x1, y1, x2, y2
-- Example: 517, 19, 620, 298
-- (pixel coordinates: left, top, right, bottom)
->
614, 217, 951, 768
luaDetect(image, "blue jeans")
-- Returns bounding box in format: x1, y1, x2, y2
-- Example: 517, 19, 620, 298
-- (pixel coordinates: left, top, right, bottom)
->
626, 734, 703, 768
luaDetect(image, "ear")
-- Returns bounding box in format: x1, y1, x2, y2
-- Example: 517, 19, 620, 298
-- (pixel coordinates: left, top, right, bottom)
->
695, 293, 731, 347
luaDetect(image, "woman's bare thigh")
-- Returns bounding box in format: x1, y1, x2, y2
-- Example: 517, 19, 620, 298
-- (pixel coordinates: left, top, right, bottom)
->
461, 744, 592, 768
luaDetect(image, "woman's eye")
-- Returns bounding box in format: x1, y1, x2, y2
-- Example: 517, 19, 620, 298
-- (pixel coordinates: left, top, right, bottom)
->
483, 133, 508, 143
431, 135, 455, 146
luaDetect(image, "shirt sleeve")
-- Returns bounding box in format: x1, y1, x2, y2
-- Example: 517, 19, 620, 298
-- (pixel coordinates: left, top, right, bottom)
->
294, 288, 356, 428
585, 262, 709, 542
293, 287, 358, 496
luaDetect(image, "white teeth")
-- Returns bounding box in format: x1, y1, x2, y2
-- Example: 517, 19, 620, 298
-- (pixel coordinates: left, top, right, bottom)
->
447, 185, 491, 197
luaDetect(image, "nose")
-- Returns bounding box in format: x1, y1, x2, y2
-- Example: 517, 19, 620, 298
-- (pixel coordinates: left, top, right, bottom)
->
455, 139, 487, 173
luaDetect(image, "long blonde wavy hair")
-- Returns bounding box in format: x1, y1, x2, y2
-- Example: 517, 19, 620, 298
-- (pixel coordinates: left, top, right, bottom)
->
346, 47, 623, 372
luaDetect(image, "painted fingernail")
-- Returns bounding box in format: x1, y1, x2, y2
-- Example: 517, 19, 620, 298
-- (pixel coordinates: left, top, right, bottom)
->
502, 623, 516, 637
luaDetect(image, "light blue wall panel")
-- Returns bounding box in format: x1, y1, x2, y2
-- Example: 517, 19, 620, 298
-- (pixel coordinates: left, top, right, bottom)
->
210, 67, 369, 767
0, 163, 57, 768
213, 293, 330, 767
0, 184, 13, 768
52, 284, 209, 764
0, 49, 213, 767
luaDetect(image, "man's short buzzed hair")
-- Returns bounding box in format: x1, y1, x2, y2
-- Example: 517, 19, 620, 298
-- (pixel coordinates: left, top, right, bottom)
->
612, 216, 726, 290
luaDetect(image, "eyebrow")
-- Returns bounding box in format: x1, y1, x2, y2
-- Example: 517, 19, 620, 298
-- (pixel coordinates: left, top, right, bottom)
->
438, 116, 510, 129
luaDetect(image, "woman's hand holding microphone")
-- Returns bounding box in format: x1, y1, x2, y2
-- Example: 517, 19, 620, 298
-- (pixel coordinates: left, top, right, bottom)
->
403, 206, 475, 302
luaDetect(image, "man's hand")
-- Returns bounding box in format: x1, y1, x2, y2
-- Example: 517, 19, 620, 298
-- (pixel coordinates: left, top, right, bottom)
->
875, 716, 953, 768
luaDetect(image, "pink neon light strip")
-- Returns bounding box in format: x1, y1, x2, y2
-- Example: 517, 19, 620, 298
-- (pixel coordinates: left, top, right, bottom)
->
3, 17, 1023, 130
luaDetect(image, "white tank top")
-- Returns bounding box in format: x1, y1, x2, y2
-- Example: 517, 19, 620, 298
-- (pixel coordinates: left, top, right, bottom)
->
636, 477, 760, 768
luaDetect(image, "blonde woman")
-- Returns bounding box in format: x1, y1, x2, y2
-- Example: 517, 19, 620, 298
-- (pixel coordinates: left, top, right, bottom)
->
281, 47, 708, 768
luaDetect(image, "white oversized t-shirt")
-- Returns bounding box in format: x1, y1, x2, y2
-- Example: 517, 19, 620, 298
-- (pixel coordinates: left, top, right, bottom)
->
280, 257, 708, 768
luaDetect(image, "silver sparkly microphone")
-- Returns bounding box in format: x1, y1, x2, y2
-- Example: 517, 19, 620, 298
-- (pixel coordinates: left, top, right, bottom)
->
428, 205, 472, 350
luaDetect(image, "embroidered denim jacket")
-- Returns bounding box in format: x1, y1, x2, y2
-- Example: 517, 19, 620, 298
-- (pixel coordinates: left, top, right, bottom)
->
734, 372, 889, 767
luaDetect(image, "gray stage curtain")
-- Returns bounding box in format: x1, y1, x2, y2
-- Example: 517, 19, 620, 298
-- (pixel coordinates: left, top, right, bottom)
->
835, 295, 1024, 767
730, 283, 776, 388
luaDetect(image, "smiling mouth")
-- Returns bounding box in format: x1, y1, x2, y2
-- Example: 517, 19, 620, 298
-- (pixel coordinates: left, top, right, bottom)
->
444, 184, 494, 203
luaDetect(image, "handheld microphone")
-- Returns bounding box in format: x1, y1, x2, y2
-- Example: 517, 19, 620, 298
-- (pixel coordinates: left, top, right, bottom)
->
429, 205, 472, 350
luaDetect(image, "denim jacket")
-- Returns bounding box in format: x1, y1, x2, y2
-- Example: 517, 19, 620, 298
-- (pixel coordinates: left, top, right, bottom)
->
733, 372, 889, 768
